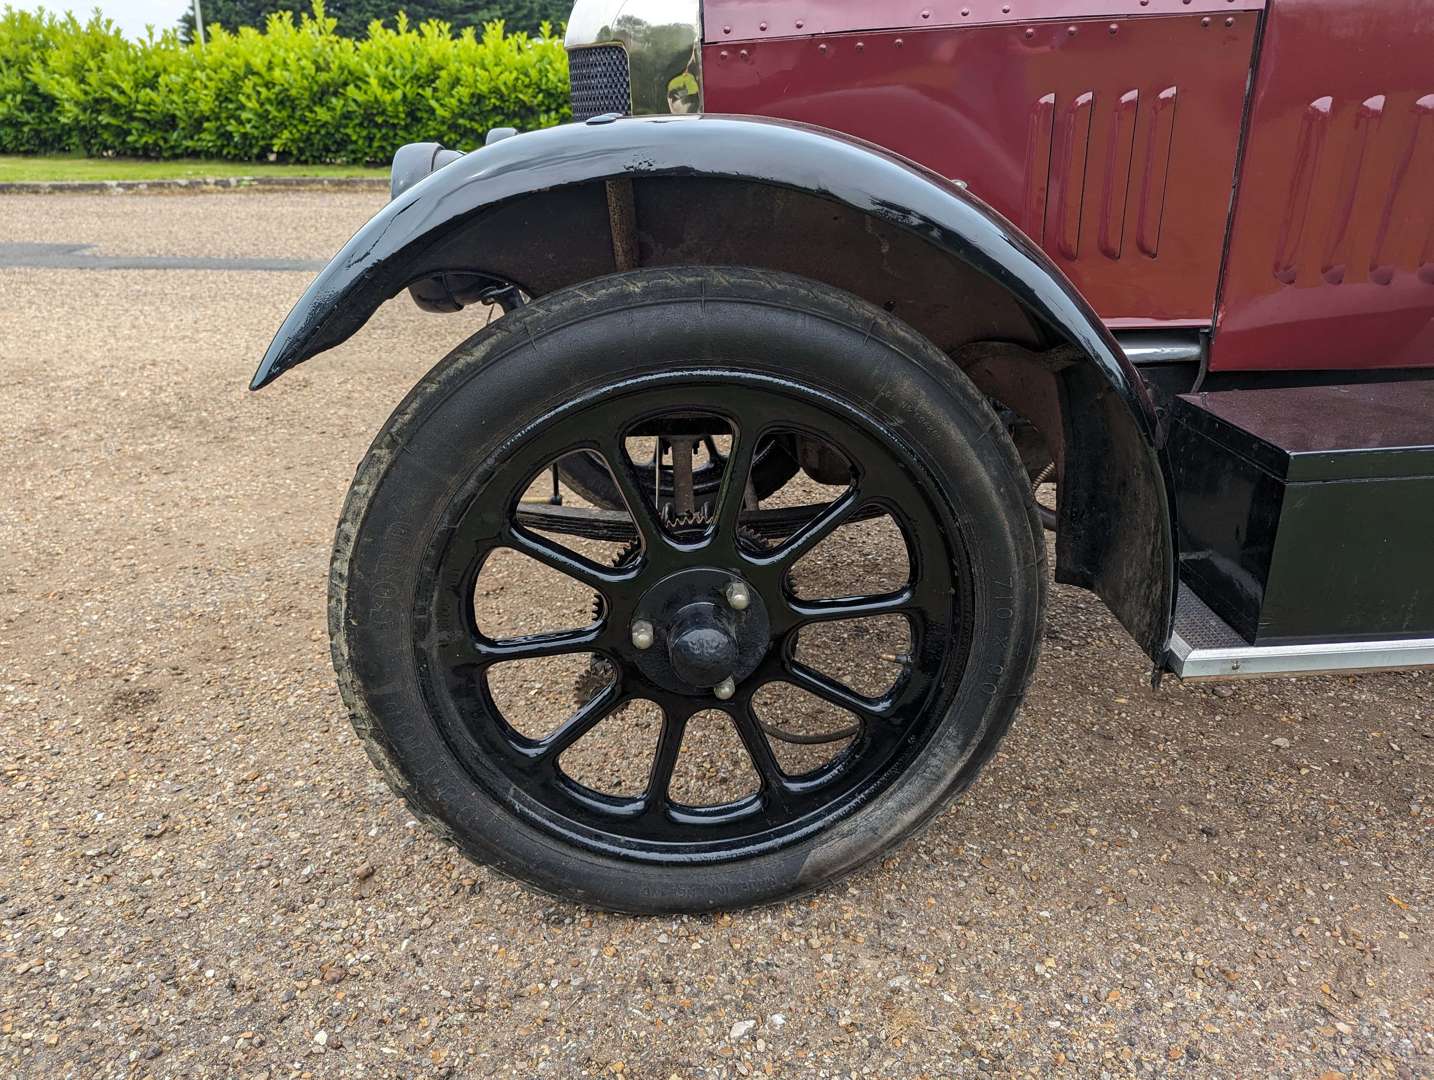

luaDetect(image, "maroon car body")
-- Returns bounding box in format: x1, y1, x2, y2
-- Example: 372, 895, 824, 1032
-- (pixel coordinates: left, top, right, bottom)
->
699, 0, 1434, 372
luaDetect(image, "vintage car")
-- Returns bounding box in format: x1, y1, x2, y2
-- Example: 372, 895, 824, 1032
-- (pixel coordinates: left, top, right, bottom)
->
253, 0, 1434, 912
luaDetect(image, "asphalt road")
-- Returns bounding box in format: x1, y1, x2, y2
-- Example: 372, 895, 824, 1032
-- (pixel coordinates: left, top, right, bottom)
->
1, 191, 1430, 1079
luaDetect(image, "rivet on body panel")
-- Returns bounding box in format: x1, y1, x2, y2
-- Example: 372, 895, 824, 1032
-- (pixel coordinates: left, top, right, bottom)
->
1225, 16, 1235, 25
1024, 27, 1035, 38
1067, 24, 1077, 35
1201, 16, 1210, 25
1109, 22, 1118, 33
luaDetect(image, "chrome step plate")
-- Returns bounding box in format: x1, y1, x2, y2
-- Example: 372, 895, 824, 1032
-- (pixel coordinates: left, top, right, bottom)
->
1168, 586, 1434, 681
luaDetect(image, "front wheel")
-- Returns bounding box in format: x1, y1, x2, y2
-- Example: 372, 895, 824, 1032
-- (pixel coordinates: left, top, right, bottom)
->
330, 267, 1045, 913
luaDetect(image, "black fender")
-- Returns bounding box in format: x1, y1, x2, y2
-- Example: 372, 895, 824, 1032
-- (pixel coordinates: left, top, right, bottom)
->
253, 113, 1176, 660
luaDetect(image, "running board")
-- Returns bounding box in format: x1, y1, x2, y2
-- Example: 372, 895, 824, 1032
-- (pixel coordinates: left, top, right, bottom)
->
1168, 586, 1434, 681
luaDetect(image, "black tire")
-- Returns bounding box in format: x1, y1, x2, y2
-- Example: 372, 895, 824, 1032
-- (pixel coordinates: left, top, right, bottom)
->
330, 267, 1046, 913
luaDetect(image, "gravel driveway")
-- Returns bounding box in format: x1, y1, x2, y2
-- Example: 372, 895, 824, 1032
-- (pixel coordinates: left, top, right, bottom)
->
1, 192, 1430, 1079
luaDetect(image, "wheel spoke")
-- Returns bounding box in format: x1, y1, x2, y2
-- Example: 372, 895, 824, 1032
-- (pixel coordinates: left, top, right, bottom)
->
786, 589, 916, 627
478, 626, 603, 665
712, 427, 761, 539
598, 433, 670, 548
784, 660, 888, 721
730, 701, 793, 811
534, 681, 624, 760
506, 524, 629, 591
770, 486, 863, 565
642, 705, 690, 815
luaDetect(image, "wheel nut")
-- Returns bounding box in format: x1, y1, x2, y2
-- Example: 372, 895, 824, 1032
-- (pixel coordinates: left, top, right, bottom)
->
714, 676, 737, 701
630, 619, 655, 650
724, 581, 751, 611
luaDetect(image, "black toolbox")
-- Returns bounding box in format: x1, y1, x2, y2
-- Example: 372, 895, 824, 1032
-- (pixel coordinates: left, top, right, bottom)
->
1168, 381, 1434, 645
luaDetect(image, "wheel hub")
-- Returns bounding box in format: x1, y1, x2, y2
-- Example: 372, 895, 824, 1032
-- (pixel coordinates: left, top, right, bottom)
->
630, 568, 770, 695
667, 603, 738, 687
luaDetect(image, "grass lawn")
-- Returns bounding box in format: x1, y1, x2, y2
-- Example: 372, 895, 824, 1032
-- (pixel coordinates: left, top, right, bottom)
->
0, 154, 386, 182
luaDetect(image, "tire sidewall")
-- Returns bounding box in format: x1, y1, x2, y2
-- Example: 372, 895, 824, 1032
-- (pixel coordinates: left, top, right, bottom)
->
332, 269, 1044, 912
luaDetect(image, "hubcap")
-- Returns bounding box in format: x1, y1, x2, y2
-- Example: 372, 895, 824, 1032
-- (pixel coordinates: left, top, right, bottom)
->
667, 605, 735, 687
630, 568, 770, 695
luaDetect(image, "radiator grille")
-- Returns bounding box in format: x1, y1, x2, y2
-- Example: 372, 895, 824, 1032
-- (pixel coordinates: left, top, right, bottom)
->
568, 45, 631, 122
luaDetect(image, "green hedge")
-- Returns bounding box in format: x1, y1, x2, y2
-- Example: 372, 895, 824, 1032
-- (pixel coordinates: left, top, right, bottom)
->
0, 5, 569, 164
